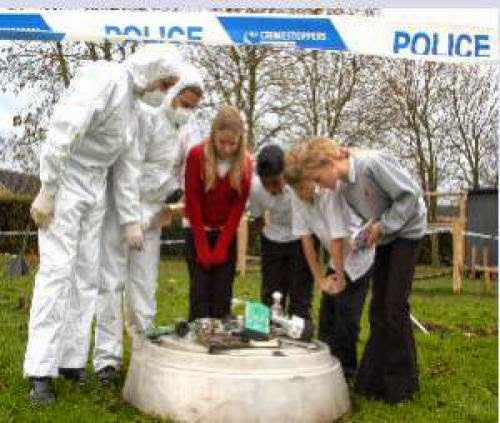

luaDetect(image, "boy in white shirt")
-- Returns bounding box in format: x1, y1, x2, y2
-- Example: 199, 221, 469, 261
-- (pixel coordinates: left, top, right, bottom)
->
291, 181, 374, 381
249, 145, 315, 320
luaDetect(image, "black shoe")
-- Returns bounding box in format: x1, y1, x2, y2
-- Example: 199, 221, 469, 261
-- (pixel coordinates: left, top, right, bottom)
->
29, 377, 55, 404
58, 368, 87, 385
96, 366, 119, 386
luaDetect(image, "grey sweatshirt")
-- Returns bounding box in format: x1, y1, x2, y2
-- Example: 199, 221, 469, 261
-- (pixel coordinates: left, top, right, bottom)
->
338, 151, 427, 245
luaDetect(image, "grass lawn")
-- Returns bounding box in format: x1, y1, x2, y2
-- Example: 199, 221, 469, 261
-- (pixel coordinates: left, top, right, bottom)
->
0, 256, 497, 422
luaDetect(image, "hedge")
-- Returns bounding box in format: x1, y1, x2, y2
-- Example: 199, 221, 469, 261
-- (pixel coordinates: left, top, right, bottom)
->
418, 232, 453, 266
159, 213, 263, 258
0, 192, 454, 267
0, 193, 37, 255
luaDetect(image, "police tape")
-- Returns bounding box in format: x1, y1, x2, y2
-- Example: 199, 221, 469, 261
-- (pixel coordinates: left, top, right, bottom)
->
462, 231, 499, 241
0, 9, 497, 63
0, 228, 496, 239
425, 227, 453, 235
425, 227, 498, 240
0, 231, 186, 244
160, 239, 185, 245
0, 231, 38, 236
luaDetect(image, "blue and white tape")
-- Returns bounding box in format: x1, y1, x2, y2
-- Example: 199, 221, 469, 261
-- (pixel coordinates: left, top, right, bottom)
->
217, 16, 347, 51
0, 12, 64, 40
0, 9, 497, 63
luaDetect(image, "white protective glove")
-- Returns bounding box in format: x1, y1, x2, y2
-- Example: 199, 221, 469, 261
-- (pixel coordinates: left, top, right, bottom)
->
30, 186, 55, 229
124, 222, 144, 250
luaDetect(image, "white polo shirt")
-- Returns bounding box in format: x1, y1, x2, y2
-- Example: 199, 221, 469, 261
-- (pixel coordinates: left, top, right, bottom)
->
292, 188, 375, 281
248, 176, 300, 243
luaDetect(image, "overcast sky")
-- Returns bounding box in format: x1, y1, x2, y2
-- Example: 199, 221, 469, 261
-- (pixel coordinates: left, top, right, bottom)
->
0, 40, 23, 135
0, 90, 20, 129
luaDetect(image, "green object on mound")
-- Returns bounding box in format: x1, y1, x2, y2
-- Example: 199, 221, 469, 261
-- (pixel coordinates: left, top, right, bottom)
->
144, 325, 175, 339
244, 302, 270, 335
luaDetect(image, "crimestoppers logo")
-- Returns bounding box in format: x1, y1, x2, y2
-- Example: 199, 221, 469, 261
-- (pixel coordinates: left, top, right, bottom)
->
243, 30, 260, 44
243, 29, 328, 46
219, 16, 347, 51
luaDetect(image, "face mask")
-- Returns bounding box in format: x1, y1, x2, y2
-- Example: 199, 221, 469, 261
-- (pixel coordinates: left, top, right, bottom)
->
141, 89, 166, 107
165, 104, 193, 127
172, 107, 193, 127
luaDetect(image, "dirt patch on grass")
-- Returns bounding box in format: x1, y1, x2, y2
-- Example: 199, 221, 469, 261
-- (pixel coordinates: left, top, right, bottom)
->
421, 321, 497, 337
422, 322, 451, 334
427, 362, 453, 377
459, 325, 498, 337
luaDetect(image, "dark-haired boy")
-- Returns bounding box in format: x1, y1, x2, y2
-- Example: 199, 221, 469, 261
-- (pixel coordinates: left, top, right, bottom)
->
249, 144, 314, 319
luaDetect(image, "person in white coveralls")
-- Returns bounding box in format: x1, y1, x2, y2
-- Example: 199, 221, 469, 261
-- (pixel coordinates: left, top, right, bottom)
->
24, 43, 184, 404
90, 66, 204, 385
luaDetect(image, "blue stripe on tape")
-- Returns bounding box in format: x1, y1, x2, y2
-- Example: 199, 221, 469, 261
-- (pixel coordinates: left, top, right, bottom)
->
0, 13, 51, 31
0, 13, 64, 41
217, 16, 347, 51
0, 30, 65, 41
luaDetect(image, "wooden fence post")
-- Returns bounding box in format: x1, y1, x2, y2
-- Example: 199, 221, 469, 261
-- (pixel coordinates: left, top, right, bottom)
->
237, 215, 248, 277
483, 245, 492, 295
452, 220, 464, 293
459, 191, 467, 221
459, 191, 467, 281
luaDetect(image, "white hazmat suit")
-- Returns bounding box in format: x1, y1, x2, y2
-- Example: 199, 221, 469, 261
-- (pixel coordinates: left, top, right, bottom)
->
24, 44, 183, 378
92, 67, 203, 373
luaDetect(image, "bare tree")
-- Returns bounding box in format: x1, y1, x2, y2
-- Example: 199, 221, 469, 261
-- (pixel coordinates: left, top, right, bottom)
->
0, 41, 134, 172
371, 60, 452, 266
189, 44, 295, 151
284, 51, 361, 141
379, 61, 450, 206
443, 64, 498, 190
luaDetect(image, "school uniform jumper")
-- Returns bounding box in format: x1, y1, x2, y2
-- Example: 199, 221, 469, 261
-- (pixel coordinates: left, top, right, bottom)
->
339, 152, 427, 403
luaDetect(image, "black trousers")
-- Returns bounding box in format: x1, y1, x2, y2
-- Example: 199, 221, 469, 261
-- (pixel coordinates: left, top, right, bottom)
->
185, 229, 237, 321
183, 227, 195, 283
260, 234, 314, 320
355, 237, 421, 404
318, 268, 370, 379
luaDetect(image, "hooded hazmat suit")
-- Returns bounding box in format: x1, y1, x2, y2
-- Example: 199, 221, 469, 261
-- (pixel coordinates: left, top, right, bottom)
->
90, 66, 203, 373
24, 44, 183, 378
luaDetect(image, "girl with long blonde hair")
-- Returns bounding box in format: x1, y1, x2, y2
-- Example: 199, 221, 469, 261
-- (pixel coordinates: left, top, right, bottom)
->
184, 105, 253, 320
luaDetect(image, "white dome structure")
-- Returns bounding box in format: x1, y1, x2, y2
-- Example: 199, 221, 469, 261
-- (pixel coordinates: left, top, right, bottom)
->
123, 335, 350, 422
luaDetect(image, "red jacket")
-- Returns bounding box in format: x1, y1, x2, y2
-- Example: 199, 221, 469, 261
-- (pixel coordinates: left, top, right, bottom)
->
185, 142, 253, 266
